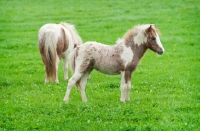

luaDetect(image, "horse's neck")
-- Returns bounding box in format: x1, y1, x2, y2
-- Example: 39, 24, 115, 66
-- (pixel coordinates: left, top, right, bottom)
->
61, 24, 82, 46
125, 40, 147, 60
136, 44, 147, 59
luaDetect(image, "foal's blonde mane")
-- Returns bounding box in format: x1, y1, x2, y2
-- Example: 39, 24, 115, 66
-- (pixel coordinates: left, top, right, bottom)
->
60, 22, 82, 46
123, 24, 160, 44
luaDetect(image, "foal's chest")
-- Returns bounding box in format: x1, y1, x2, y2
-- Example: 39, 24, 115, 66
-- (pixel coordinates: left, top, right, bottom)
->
120, 46, 134, 67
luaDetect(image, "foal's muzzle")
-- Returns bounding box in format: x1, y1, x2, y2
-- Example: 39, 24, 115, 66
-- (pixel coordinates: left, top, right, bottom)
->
157, 50, 164, 55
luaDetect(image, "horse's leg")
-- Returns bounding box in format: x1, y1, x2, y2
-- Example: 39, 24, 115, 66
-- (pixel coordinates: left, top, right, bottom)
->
45, 67, 49, 83
120, 71, 127, 102
42, 57, 49, 83
125, 80, 131, 101
55, 55, 60, 83
79, 71, 91, 102
63, 56, 68, 80
63, 72, 82, 103
120, 71, 131, 102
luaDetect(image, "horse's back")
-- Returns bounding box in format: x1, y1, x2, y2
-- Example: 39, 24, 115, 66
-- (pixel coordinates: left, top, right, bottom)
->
75, 41, 123, 75
80, 41, 110, 51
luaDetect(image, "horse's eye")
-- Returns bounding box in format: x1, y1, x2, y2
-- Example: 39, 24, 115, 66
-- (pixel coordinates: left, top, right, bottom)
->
151, 37, 156, 41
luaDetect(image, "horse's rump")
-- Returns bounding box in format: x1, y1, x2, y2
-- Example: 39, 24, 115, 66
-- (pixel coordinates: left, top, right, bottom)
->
38, 22, 83, 83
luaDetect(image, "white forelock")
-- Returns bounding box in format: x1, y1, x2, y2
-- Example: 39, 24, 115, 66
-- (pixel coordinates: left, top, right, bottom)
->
133, 24, 155, 46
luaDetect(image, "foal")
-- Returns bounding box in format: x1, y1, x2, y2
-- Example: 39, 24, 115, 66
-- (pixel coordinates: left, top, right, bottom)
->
38, 22, 82, 83
63, 24, 164, 102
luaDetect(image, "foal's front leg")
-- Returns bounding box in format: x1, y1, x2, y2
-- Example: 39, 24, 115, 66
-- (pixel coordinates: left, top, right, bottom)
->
125, 80, 131, 101
120, 71, 131, 102
120, 81, 131, 102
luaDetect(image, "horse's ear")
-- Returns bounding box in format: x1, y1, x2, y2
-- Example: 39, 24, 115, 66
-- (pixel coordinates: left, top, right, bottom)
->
145, 25, 153, 33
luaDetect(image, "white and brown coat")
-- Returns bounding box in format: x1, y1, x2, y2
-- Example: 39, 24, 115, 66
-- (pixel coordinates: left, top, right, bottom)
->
38, 22, 82, 83
63, 24, 164, 103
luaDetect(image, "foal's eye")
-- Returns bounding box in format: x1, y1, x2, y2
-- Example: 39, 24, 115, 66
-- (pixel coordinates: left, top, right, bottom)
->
151, 37, 156, 41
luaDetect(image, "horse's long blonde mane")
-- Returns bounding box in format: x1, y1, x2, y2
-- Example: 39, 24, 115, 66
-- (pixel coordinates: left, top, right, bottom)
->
123, 24, 160, 45
132, 24, 160, 35
60, 22, 82, 46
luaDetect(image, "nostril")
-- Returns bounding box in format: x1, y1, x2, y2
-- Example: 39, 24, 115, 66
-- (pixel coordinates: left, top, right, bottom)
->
158, 51, 163, 55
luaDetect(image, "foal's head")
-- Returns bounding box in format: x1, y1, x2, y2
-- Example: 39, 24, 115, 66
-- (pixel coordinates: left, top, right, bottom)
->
145, 25, 164, 55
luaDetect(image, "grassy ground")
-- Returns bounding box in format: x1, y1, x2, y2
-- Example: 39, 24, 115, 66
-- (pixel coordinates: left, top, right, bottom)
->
0, 0, 200, 130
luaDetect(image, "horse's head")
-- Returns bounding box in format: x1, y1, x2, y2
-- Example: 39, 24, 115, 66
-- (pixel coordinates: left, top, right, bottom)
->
145, 25, 164, 55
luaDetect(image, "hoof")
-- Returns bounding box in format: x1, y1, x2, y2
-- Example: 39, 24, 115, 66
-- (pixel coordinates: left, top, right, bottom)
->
82, 99, 87, 102
63, 98, 69, 103
125, 98, 130, 102
120, 99, 126, 103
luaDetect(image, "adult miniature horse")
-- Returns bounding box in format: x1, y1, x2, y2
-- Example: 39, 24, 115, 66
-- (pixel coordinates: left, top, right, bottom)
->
63, 24, 164, 103
38, 22, 82, 83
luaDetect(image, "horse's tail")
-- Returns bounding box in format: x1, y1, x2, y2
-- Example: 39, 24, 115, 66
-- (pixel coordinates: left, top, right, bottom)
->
44, 31, 57, 81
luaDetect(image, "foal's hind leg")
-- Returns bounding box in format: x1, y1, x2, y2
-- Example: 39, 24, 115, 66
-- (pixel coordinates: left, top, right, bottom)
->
63, 72, 82, 103
63, 56, 68, 80
79, 71, 91, 102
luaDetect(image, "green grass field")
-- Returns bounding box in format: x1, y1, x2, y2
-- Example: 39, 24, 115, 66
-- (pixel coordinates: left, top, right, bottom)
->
0, 0, 200, 130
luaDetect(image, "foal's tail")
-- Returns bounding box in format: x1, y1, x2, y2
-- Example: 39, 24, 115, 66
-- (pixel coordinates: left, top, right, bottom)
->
44, 31, 57, 81
69, 47, 76, 75
69, 47, 81, 88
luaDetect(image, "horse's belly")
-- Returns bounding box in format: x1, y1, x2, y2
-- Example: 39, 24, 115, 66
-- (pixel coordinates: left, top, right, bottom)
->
94, 62, 121, 75
95, 69, 119, 75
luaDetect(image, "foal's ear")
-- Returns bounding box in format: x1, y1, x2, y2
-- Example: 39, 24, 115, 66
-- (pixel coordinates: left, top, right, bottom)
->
145, 25, 153, 33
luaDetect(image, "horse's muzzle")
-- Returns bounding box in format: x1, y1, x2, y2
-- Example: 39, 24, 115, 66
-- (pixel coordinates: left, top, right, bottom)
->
157, 50, 164, 55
